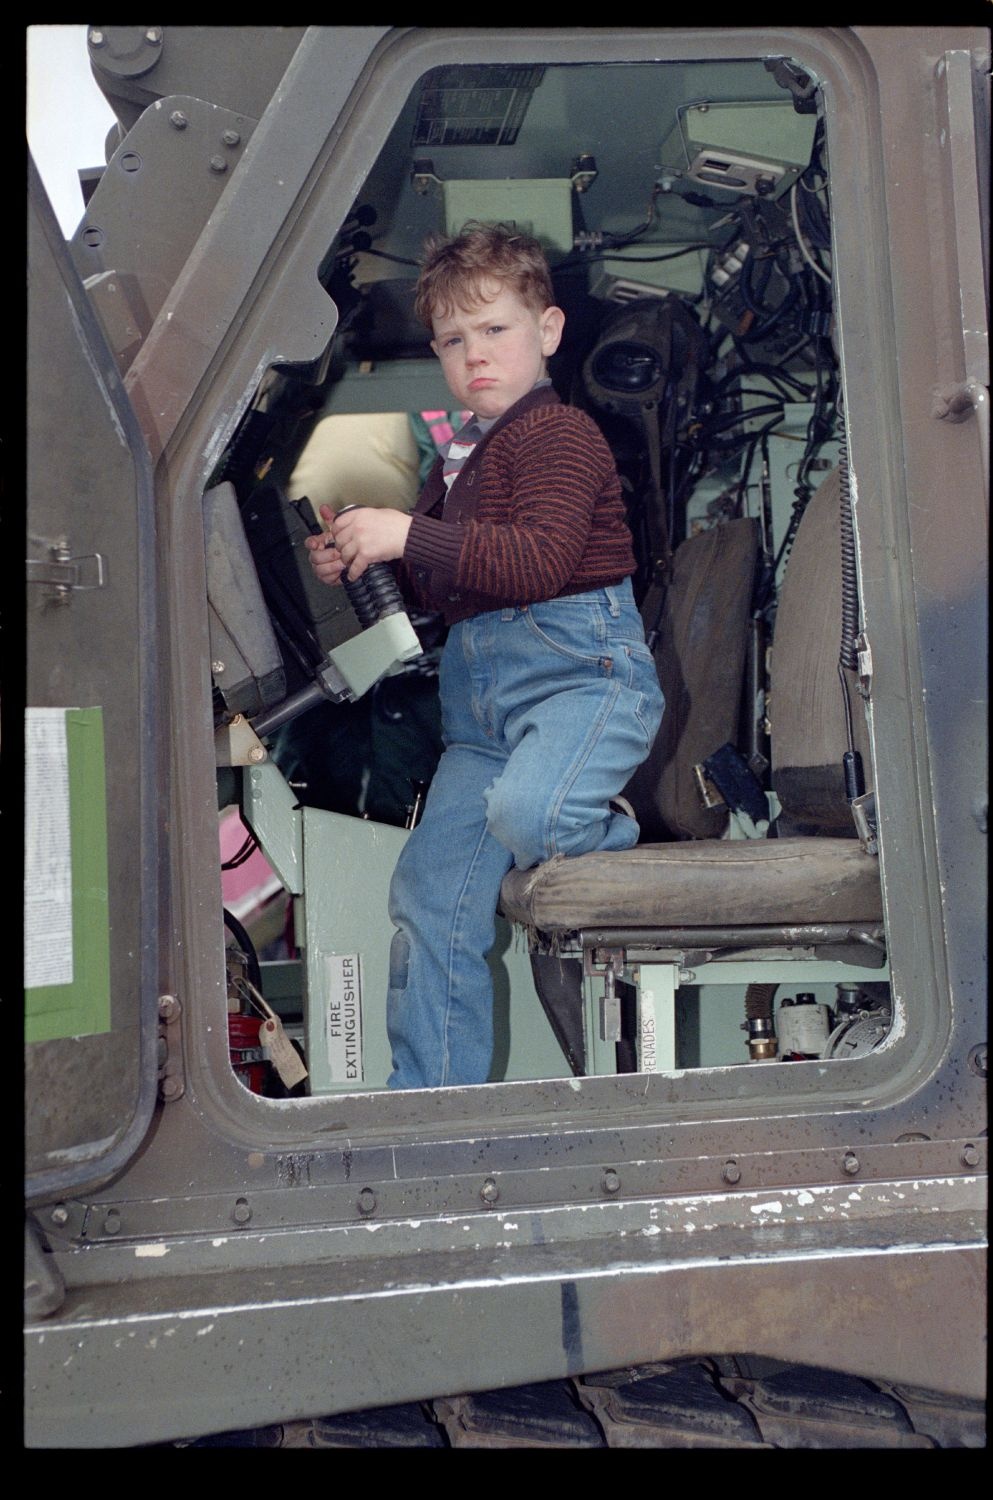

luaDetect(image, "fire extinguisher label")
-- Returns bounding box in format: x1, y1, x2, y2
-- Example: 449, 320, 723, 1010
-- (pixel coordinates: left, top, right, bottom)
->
326, 953, 363, 1084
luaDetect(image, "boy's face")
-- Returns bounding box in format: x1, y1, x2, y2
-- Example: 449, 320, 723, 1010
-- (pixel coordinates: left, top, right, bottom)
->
430, 279, 565, 419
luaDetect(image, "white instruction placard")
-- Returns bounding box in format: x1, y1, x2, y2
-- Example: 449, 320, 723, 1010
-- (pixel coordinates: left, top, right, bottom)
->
326, 953, 363, 1084
25, 708, 74, 989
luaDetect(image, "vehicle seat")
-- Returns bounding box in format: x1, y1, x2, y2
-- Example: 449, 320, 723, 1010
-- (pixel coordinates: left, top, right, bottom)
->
499, 467, 882, 1069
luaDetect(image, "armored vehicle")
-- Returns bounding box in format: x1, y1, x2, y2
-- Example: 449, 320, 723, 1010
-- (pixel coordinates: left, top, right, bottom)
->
26, 25, 987, 1447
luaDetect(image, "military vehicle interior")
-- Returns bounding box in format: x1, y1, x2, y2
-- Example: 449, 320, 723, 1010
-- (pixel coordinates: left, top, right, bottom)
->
206, 56, 889, 1096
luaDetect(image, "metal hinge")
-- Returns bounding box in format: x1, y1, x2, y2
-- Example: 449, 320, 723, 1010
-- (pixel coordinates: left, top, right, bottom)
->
854, 631, 873, 695
851, 790, 879, 856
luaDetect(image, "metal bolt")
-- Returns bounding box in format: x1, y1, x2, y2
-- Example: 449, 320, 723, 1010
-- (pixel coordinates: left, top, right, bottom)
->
602, 1169, 620, 1194
248, 746, 266, 764
120, 153, 142, 174
158, 994, 180, 1023
89, 30, 105, 48
842, 1151, 860, 1176
480, 1177, 500, 1205
357, 1187, 376, 1216
50, 1204, 70, 1227
678, 969, 696, 984
968, 1044, 987, 1078
145, 27, 162, 44
104, 1209, 121, 1236
209, 155, 228, 174
160, 1076, 184, 1101
722, 1160, 741, 1185
81, 227, 104, 249
222, 130, 241, 147
211, 660, 225, 674
962, 1144, 980, 1168
232, 1198, 252, 1225
170, 111, 188, 130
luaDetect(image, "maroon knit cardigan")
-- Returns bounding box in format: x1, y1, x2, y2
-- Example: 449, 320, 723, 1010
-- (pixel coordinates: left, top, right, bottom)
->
400, 386, 635, 625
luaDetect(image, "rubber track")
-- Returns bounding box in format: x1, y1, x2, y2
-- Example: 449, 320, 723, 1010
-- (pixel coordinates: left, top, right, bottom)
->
178, 1358, 986, 1448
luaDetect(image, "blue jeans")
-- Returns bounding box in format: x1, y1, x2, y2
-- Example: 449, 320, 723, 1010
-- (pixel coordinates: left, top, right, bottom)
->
386, 580, 664, 1088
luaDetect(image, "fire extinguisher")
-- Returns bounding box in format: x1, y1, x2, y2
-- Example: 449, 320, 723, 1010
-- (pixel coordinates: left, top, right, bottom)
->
228, 1012, 267, 1093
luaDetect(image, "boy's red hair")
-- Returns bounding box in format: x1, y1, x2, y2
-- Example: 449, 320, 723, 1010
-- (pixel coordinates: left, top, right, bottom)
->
414, 220, 555, 328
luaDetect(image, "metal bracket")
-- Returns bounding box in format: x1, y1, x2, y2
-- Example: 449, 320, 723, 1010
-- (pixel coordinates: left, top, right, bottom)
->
215, 712, 268, 768
693, 763, 727, 809
585, 947, 626, 1043
851, 791, 879, 856
25, 1219, 67, 1319
570, 154, 598, 193
158, 993, 186, 1104
411, 159, 442, 194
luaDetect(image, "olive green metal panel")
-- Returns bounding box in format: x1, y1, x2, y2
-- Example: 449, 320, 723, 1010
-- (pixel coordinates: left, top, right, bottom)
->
443, 177, 574, 251
302, 806, 406, 1092
25, 157, 159, 1197
300, 802, 566, 1091
668, 100, 818, 168
241, 760, 567, 1092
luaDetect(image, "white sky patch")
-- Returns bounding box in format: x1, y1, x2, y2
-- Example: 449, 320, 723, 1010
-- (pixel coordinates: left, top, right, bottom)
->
27, 25, 117, 237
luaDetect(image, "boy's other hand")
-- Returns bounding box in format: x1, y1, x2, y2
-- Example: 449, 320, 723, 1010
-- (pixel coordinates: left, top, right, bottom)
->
305, 503, 347, 586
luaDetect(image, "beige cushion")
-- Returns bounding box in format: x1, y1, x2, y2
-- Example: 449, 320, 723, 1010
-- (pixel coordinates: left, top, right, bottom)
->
500, 837, 882, 933
286, 412, 421, 518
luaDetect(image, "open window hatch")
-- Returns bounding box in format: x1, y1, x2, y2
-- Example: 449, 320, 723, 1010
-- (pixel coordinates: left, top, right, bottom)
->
205, 55, 888, 1097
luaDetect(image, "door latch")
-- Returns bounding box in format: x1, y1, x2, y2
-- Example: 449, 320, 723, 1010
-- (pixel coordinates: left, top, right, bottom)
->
27, 539, 106, 604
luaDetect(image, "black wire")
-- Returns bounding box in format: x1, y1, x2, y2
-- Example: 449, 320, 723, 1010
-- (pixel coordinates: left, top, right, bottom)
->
351, 247, 422, 268
344, 240, 717, 279
224, 839, 261, 872
223, 907, 263, 997
695, 402, 784, 443
221, 826, 259, 871
714, 360, 815, 398
598, 189, 660, 249
742, 275, 799, 342
556, 242, 714, 274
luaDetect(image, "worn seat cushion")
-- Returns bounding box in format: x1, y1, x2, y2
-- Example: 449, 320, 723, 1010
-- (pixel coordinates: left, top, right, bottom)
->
500, 837, 882, 933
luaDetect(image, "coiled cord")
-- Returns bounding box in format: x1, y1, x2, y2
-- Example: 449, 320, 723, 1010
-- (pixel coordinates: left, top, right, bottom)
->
837, 399, 860, 673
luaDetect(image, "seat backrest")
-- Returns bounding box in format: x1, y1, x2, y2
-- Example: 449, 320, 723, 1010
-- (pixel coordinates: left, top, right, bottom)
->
626, 515, 760, 839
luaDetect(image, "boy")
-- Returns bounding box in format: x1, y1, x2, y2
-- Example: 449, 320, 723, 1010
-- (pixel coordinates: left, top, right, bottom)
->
306, 222, 663, 1088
